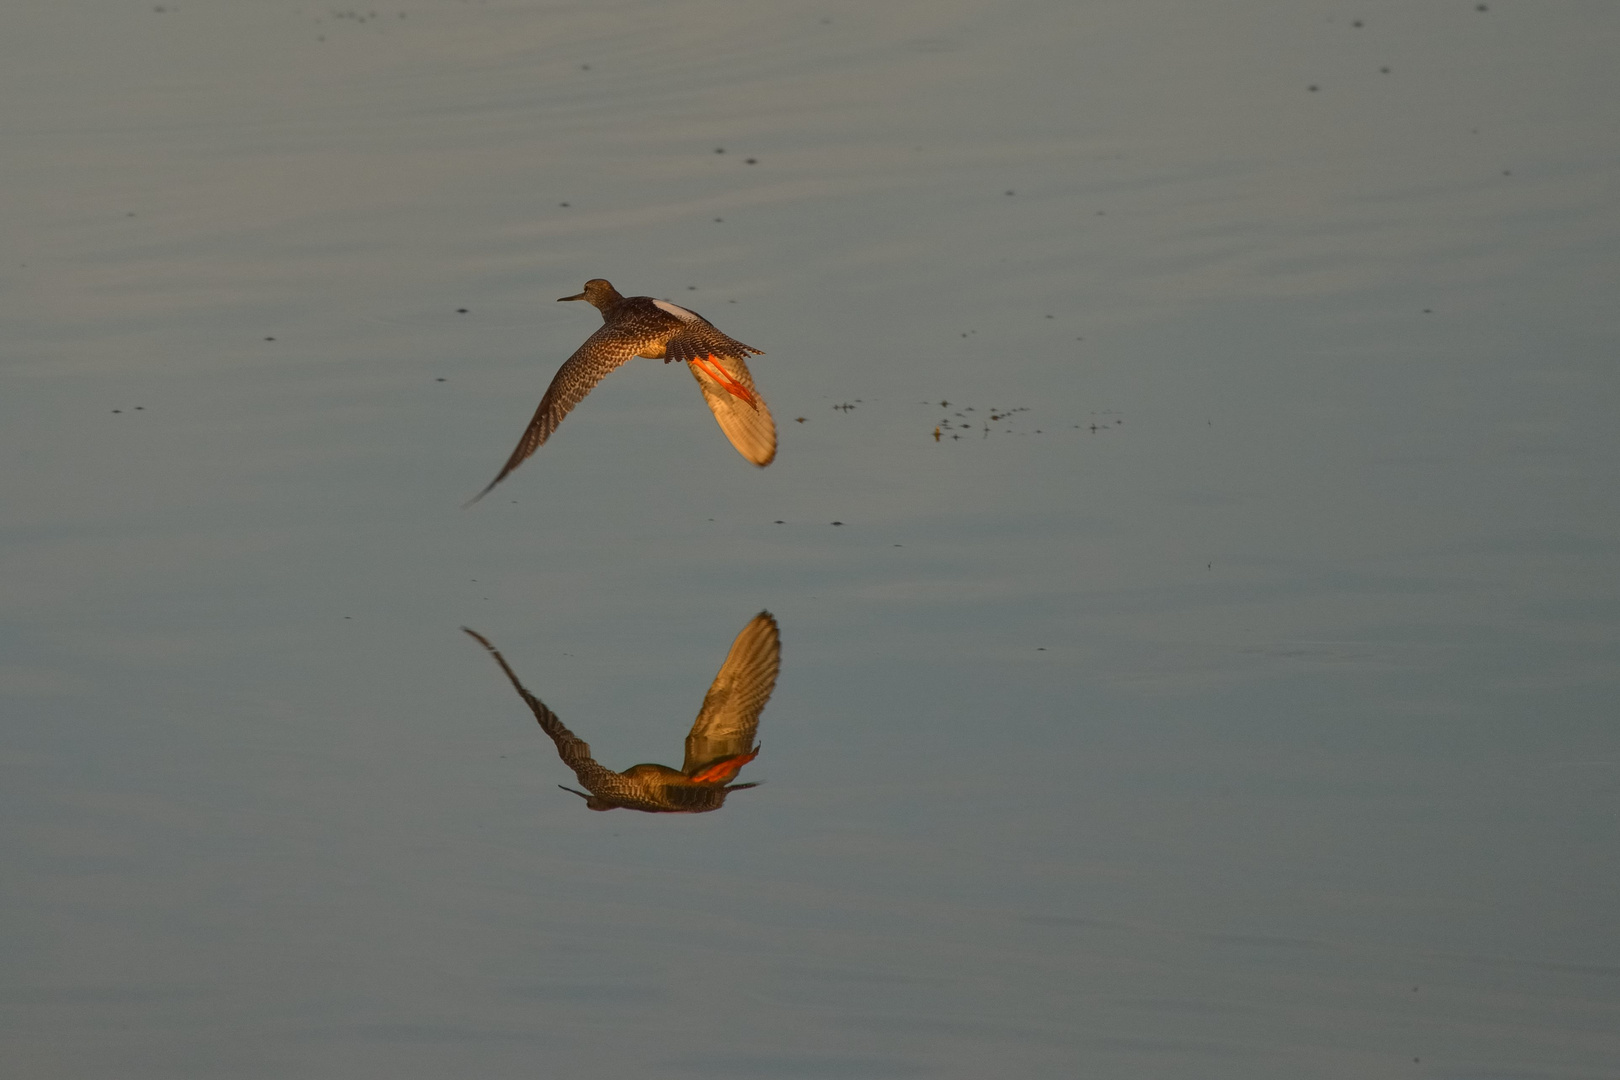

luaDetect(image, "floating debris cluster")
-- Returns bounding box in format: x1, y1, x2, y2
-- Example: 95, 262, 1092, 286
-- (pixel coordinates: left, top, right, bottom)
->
929, 402, 1034, 441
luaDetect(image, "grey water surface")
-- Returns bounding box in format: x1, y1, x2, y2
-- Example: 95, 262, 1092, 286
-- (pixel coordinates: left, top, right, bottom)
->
3, 1, 1618, 1076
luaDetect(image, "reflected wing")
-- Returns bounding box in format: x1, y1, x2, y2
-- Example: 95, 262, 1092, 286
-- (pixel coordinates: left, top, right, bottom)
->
682, 611, 781, 776
666, 326, 775, 467
461, 628, 620, 792
466, 324, 645, 503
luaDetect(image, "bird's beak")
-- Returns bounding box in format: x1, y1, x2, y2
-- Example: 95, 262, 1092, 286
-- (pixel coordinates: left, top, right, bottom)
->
557, 291, 586, 302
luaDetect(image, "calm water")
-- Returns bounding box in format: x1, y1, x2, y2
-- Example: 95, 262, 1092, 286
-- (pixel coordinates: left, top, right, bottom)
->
4, 1, 1618, 1076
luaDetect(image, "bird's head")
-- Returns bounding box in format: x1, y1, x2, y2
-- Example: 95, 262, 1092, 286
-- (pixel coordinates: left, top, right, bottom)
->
559, 784, 619, 811
557, 278, 622, 310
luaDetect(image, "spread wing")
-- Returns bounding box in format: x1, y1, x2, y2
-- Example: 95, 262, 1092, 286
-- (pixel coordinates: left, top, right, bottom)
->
667, 326, 776, 467
683, 611, 781, 776
462, 628, 622, 794
466, 323, 646, 504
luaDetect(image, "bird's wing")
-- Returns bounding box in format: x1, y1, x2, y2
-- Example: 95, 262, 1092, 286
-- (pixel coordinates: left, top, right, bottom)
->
466, 323, 647, 503
666, 326, 776, 467
462, 628, 621, 793
683, 611, 781, 776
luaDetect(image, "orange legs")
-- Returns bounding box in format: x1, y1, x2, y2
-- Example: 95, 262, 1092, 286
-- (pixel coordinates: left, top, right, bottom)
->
687, 747, 760, 784
691, 355, 757, 407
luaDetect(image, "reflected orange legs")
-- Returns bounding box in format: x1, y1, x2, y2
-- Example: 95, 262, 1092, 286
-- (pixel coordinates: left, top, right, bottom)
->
688, 747, 761, 784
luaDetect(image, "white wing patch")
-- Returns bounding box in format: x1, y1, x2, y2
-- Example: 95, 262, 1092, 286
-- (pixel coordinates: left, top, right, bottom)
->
652, 299, 702, 322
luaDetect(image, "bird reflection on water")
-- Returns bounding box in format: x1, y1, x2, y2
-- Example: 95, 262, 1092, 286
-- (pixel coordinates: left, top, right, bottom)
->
463, 612, 780, 813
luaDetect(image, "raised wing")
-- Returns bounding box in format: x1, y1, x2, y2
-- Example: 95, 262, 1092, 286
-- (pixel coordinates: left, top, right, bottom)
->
666, 326, 776, 467
683, 611, 781, 777
466, 323, 646, 503
462, 628, 622, 795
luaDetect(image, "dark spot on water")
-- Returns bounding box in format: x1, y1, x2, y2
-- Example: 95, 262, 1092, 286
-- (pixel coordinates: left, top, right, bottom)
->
831, 521, 843, 526
581, 64, 591, 70
715, 147, 725, 153
1381, 66, 1391, 73
774, 520, 784, 524
135, 406, 144, 411
1308, 84, 1320, 92
1475, 3, 1487, 10
745, 158, 757, 164
1502, 169, 1512, 176
265, 336, 275, 341
1423, 308, 1432, 313
1352, 19, 1363, 27
687, 285, 696, 290
795, 417, 806, 423
559, 202, 569, 207
714, 217, 723, 222
435, 377, 446, 382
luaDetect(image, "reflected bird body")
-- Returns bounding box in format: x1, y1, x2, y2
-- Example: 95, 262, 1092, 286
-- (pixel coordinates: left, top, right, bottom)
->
464, 612, 781, 813
469, 278, 775, 502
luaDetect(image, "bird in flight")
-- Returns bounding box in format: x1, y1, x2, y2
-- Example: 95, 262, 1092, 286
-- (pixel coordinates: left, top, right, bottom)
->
463, 611, 781, 813
468, 279, 776, 503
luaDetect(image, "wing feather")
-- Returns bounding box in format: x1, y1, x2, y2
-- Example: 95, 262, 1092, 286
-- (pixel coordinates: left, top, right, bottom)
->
666, 325, 775, 467
462, 628, 621, 793
466, 323, 645, 503
683, 612, 781, 776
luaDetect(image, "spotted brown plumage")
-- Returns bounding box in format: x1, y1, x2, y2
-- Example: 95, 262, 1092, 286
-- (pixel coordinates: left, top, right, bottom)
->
467, 278, 776, 503
462, 612, 781, 813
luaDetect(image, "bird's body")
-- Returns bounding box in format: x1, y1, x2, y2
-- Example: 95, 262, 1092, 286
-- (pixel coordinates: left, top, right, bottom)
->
469, 279, 775, 502
463, 612, 781, 813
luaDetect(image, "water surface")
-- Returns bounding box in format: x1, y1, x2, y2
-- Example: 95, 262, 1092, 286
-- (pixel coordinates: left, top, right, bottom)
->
3, 1, 1617, 1076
